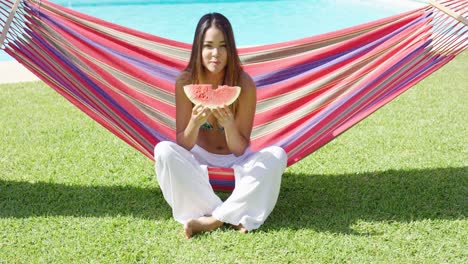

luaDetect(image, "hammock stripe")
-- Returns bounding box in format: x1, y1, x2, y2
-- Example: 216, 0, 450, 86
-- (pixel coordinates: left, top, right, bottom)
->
1, 0, 466, 191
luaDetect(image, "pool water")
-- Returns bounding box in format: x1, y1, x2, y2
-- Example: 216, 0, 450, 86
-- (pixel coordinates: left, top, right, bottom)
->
0, 0, 426, 61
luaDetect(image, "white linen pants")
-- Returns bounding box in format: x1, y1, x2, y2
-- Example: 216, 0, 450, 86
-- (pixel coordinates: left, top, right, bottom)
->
154, 141, 287, 231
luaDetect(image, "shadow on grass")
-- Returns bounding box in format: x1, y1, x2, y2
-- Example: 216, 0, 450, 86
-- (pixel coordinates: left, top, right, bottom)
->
266, 166, 467, 234
0, 181, 171, 220
1, 167, 466, 235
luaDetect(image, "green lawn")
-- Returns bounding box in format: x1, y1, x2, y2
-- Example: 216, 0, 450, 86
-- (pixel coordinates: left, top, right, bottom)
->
0, 51, 466, 263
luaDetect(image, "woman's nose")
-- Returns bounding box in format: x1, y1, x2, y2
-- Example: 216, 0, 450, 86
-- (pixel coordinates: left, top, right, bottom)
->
212, 48, 219, 56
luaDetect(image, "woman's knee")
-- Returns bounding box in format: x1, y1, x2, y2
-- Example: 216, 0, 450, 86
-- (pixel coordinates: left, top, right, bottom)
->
154, 141, 179, 162
261, 146, 288, 169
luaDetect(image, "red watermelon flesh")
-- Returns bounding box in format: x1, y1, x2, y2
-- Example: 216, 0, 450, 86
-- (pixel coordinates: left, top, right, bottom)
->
183, 84, 241, 108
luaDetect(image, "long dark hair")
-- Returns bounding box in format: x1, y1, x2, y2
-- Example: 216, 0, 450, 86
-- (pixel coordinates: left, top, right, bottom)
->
185, 13, 242, 86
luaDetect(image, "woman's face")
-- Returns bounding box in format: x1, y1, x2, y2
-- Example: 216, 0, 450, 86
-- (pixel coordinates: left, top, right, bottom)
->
202, 26, 228, 75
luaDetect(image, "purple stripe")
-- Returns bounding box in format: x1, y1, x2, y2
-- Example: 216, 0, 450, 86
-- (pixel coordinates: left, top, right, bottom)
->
253, 50, 349, 88
112, 50, 180, 83
253, 14, 427, 89
26, 2, 179, 83
367, 54, 444, 112
209, 179, 235, 187
359, 41, 433, 113
276, 35, 431, 149
29, 31, 90, 103
23, 6, 169, 144
341, 43, 427, 115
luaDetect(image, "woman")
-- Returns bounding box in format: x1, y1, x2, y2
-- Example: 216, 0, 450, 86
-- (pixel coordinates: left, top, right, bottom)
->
154, 13, 287, 239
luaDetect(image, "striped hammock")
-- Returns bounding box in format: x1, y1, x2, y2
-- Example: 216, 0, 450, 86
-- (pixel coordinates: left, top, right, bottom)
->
1, 0, 467, 191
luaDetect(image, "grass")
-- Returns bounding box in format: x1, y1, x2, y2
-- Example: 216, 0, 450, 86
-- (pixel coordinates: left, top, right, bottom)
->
0, 51, 466, 263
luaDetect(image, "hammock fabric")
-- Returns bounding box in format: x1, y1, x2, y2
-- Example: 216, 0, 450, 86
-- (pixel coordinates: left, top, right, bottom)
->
1, 0, 467, 191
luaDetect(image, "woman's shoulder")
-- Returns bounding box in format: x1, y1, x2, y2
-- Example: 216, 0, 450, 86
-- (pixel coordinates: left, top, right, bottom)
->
176, 71, 192, 87
239, 71, 256, 90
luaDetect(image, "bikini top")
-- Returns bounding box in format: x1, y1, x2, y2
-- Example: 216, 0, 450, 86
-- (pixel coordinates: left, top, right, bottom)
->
200, 121, 224, 132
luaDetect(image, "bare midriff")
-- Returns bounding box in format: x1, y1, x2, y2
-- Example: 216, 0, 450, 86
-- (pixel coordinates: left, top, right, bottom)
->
197, 129, 230, 154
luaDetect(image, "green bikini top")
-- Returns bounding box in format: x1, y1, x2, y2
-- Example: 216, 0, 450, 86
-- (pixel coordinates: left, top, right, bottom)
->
200, 121, 224, 132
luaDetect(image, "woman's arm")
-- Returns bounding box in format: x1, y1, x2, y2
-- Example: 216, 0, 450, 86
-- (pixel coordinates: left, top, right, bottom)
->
175, 72, 210, 150
214, 71, 257, 156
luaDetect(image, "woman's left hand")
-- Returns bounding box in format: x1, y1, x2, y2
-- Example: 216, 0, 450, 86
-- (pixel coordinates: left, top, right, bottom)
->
211, 105, 235, 127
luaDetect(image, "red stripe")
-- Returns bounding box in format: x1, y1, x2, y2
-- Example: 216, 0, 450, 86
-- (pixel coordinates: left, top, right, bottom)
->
7, 47, 155, 159
6, 1, 465, 171
30, 14, 178, 120
210, 185, 235, 192
36, 8, 179, 92
286, 40, 432, 164
251, 12, 426, 99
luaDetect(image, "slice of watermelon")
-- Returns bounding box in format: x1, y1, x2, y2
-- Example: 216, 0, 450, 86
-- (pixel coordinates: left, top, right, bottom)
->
183, 84, 241, 108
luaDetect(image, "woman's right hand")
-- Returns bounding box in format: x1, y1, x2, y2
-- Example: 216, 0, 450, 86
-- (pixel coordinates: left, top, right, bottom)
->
191, 104, 211, 126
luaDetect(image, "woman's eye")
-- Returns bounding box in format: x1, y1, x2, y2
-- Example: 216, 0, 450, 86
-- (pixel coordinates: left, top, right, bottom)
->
203, 44, 226, 50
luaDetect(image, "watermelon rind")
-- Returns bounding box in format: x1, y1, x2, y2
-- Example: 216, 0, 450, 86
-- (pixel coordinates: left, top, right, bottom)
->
183, 84, 241, 108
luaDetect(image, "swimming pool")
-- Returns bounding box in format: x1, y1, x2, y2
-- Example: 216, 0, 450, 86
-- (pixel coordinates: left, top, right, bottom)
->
0, 0, 426, 62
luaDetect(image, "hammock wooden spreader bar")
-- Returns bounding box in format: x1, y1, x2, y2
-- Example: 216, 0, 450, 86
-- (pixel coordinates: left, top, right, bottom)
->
1, 0, 466, 192
0, 0, 20, 48
430, 0, 468, 25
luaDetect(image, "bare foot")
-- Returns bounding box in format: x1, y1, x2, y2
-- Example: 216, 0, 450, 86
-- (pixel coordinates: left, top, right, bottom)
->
183, 221, 193, 239
183, 216, 223, 239
232, 223, 248, 234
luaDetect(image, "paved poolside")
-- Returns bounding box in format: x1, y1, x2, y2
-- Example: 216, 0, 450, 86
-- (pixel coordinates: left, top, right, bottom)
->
0, 61, 39, 84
